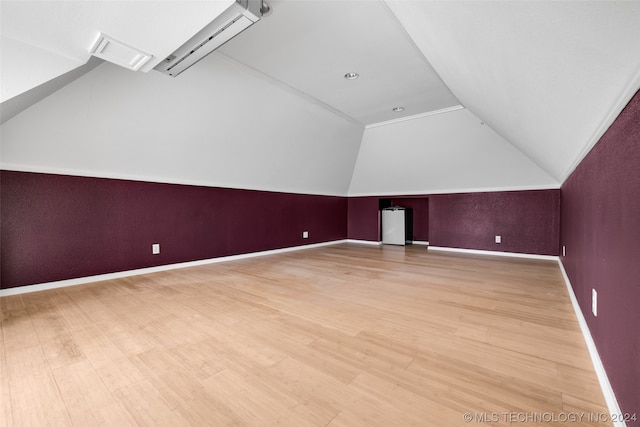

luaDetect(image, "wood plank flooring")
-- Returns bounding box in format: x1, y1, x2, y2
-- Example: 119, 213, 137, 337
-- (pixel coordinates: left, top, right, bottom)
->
1, 243, 611, 426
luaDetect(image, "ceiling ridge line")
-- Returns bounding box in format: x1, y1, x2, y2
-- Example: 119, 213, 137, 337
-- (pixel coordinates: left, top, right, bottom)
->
0, 34, 86, 64
560, 64, 640, 185
365, 105, 464, 129
347, 183, 562, 198
471, 111, 561, 184
379, 0, 461, 104
0, 57, 104, 124
213, 51, 365, 129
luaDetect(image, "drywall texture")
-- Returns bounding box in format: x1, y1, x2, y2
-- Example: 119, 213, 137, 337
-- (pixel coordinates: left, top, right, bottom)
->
348, 108, 558, 196
0, 171, 347, 289
561, 90, 640, 424
0, 59, 363, 196
429, 190, 560, 255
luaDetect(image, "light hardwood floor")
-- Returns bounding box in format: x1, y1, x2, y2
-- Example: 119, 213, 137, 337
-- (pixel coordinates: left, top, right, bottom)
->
1, 243, 610, 426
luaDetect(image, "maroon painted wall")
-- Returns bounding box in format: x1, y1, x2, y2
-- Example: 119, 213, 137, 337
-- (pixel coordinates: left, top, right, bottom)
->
0, 171, 347, 289
430, 190, 560, 256
391, 197, 429, 241
561, 90, 640, 424
347, 196, 380, 242
347, 191, 559, 256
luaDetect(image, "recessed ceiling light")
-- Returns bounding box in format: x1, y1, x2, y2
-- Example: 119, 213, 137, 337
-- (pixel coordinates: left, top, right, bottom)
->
344, 72, 359, 80
392, 106, 405, 112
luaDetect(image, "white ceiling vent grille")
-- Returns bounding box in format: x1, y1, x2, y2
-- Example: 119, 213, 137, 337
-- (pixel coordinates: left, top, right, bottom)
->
89, 33, 152, 71
154, 0, 262, 77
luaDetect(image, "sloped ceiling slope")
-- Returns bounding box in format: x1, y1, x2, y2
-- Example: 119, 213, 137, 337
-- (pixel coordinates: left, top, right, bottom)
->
0, 0, 236, 102
0, 56, 363, 196
4, 1, 638, 197
218, 0, 460, 125
0, 34, 85, 103
385, 1, 640, 182
0, 57, 103, 125
349, 109, 557, 196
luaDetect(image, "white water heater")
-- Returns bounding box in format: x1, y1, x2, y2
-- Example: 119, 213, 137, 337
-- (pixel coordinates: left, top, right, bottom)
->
381, 207, 413, 245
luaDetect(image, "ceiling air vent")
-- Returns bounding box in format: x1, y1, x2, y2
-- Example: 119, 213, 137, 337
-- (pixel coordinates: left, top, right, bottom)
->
89, 33, 152, 71
155, 0, 262, 77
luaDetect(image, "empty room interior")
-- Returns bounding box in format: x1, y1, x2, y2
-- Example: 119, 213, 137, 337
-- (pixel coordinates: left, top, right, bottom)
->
1, 1, 639, 426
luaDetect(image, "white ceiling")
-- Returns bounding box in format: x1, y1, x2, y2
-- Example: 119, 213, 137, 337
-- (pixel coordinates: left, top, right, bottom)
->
218, 0, 460, 125
1, 0, 459, 126
386, 1, 640, 181
0, 57, 364, 196
1, 0, 640, 196
0, 0, 236, 101
0, 0, 235, 70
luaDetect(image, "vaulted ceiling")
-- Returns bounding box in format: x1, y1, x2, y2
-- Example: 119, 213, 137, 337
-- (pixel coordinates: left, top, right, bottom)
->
2, 0, 639, 196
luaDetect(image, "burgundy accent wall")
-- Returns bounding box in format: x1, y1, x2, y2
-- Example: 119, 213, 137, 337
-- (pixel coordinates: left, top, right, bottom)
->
347, 196, 380, 242
348, 191, 559, 256
0, 171, 347, 289
561, 90, 640, 424
391, 197, 429, 241
347, 196, 429, 243
429, 190, 560, 255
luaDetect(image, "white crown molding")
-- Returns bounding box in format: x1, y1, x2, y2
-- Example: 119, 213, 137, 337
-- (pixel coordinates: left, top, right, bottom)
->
365, 105, 464, 129
561, 65, 640, 185
1, 165, 561, 198
347, 183, 561, 198
214, 52, 365, 129
0, 163, 348, 197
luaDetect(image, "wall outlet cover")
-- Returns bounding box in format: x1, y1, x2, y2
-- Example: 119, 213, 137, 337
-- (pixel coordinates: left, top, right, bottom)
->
495, 235, 501, 243
592, 288, 597, 317
302, 231, 309, 239
152, 243, 160, 254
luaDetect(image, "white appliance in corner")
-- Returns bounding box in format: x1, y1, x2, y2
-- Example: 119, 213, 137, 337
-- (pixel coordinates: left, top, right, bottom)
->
382, 207, 407, 245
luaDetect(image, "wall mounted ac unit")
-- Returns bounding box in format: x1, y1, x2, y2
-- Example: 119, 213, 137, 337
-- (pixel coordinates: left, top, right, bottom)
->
154, 0, 261, 77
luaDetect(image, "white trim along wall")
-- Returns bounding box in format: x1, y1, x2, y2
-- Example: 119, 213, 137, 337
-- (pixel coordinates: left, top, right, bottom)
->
0, 241, 625, 426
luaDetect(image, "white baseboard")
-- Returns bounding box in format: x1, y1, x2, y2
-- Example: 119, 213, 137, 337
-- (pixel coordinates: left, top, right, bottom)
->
1, 239, 626, 426
0, 240, 349, 297
557, 260, 626, 427
345, 240, 430, 247
345, 239, 382, 246
427, 245, 558, 261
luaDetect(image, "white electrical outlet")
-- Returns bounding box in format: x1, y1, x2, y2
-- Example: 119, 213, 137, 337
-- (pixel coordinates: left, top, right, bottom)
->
592, 289, 597, 317
302, 231, 309, 239
495, 235, 501, 244
562, 245, 566, 256
152, 243, 160, 255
